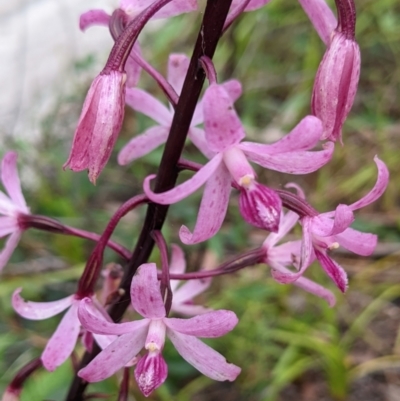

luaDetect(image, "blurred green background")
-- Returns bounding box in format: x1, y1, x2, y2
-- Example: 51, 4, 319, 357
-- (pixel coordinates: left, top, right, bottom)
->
1, 0, 400, 400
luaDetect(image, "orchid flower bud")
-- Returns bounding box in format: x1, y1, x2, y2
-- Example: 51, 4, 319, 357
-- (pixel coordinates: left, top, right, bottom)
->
311, 31, 360, 142
239, 179, 282, 232
64, 70, 126, 183
311, 0, 360, 142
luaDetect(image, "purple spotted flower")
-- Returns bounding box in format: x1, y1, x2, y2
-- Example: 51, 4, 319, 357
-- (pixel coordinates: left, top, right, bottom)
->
273, 157, 389, 292
0, 152, 30, 272
78, 263, 240, 397
144, 83, 333, 244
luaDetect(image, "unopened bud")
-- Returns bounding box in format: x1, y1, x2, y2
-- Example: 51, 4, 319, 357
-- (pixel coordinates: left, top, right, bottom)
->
239, 181, 281, 232
64, 70, 126, 183
311, 31, 360, 142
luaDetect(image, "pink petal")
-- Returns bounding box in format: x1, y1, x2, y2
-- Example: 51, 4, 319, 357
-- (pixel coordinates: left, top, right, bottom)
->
1, 152, 28, 211
313, 204, 354, 237
0, 230, 21, 271
167, 54, 190, 94
335, 228, 377, 256
240, 142, 334, 174
348, 156, 389, 211
169, 244, 186, 292
125, 44, 143, 87
203, 84, 245, 153
179, 161, 231, 244
192, 80, 243, 127
117, 125, 169, 165
301, 217, 314, 270
173, 278, 211, 304
121, 0, 197, 19
312, 34, 361, 142
220, 79, 243, 103
93, 332, 118, 350
263, 211, 299, 248
266, 240, 302, 267
188, 127, 215, 159
165, 310, 238, 337
78, 330, 148, 382
167, 330, 241, 381
125, 88, 172, 126
131, 263, 166, 319
12, 289, 74, 320
242, 116, 323, 154
78, 297, 150, 335
293, 276, 336, 307
64, 71, 126, 183
297, 0, 337, 45
315, 250, 348, 292
169, 244, 186, 275
143, 153, 223, 204
41, 302, 81, 371
0, 217, 17, 237
79, 9, 110, 31
135, 352, 168, 397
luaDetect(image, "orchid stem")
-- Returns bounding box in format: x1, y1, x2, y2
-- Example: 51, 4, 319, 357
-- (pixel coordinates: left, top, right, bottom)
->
65, 1, 233, 399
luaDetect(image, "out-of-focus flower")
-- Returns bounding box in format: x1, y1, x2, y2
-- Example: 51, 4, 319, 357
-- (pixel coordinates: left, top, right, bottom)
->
144, 83, 333, 244
63, 71, 126, 183
0, 152, 30, 272
118, 53, 242, 164
78, 263, 240, 397
169, 244, 212, 316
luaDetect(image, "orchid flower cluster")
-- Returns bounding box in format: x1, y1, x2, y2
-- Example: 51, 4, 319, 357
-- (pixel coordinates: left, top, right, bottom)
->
1, 0, 390, 400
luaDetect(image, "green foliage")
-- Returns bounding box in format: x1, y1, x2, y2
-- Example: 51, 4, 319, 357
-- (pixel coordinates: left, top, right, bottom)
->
1, 0, 399, 400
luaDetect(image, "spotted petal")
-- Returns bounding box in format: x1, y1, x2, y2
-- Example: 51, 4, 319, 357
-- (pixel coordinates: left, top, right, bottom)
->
131, 263, 166, 319
79, 329, 148, 382
179, 160, 231, 244
41, 302, 81, 371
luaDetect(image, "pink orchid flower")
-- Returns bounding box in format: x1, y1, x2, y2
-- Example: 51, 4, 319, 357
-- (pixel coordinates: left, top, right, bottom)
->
144, 83, 334, 244
273, 157, 389, 292
262, 209, 336, 307
12, 290, 114, 371
0, 152, 30, 272
63, 70, 126, 183
312, 30, 360, 142
118, 53, 242, 164
78, 263, 240, 397
169, 244, 212, 316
